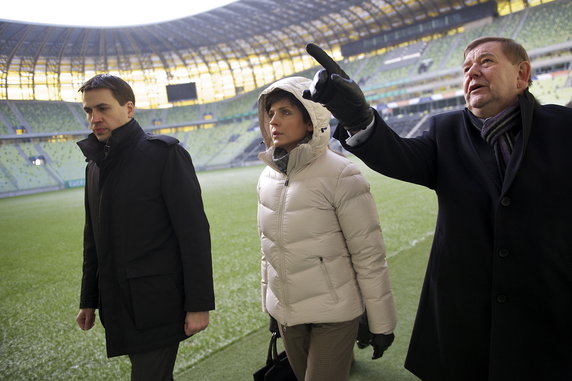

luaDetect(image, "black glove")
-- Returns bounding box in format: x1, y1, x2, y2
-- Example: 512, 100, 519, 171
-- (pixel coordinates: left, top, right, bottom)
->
371, 333, 395, 360
356, 311, 395, 360
269, 315, 280, 338
303, 43, 373, 132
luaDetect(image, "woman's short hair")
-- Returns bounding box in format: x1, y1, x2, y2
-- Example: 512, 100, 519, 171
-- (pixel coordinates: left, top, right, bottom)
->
264, 89, 312, 125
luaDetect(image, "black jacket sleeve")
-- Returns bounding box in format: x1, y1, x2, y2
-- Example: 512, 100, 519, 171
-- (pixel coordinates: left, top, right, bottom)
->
161, 145, 215, 312
334, 110, 438, 189
80, 163, 99, 309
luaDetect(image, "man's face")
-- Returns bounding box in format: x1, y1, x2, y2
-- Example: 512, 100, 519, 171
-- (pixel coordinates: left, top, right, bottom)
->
82, 88, 134, 142
463, 41, 529, 118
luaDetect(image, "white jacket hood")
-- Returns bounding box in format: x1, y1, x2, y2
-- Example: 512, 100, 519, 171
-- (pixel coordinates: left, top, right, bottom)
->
257, 76, 332, 171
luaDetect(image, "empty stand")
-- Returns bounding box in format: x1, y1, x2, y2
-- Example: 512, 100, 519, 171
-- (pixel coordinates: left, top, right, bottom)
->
2, 1, 571, 197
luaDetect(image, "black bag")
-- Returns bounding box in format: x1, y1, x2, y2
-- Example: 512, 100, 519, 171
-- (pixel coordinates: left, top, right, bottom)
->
253, 332, 297, 381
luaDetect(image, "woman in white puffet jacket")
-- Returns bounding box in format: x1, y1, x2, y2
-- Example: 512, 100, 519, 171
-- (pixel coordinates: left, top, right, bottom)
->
256, 76, 397, 381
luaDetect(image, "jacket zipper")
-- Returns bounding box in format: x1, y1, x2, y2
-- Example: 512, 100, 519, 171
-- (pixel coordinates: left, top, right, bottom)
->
320, 257, 339, 303
277, 176, 290, 326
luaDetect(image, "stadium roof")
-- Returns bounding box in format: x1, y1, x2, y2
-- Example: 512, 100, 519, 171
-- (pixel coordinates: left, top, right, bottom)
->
2, 1, 240, 27
1, 0, 482, 56
0, 0, 487, 104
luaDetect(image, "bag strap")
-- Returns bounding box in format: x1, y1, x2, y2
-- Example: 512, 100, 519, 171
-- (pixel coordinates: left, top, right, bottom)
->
265, 332, 279, 366
271, 332, 279, 363
265, 332, 283, 366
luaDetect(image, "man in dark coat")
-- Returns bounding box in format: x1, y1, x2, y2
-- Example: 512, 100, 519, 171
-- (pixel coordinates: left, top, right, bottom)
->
303, 38, 572, 380
75, 74, 215, 380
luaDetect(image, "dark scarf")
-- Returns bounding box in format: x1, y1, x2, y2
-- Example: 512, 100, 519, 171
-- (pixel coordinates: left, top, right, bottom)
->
468, 102, 521, 179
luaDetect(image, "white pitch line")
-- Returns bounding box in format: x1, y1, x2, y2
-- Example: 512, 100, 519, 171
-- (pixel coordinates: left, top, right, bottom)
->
386, 231, 434, 258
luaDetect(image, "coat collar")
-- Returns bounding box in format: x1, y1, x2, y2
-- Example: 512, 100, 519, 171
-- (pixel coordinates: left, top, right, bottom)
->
501, 89, 536, 194
259, 134, 327, 175
77, 119, 141, 163
462, 89, 537, 196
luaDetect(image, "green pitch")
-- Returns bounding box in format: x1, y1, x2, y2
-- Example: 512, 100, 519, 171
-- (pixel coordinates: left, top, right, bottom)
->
0, 158, 436, 380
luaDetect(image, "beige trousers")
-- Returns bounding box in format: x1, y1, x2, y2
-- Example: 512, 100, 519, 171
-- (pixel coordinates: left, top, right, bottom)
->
278, 317, 360, 381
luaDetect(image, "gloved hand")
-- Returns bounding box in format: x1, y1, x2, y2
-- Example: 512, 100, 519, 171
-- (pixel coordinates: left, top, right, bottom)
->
355, 311, 395, 359
371, 333, 395, 360
269, 315, 280, 338
302, 43, 373, 132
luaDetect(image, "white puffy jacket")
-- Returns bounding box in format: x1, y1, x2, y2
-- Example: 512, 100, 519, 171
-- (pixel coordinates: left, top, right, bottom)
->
256, 77, 396, 334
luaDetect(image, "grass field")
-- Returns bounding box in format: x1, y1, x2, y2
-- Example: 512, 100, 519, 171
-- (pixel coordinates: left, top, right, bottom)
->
0, 158, 437, 380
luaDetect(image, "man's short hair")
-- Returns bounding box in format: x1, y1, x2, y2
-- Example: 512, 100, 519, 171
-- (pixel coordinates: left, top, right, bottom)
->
464, 37, 532, 86
78, 74, 135, 106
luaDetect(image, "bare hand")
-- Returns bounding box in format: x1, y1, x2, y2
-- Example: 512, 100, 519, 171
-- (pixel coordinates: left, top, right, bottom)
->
76, 308, 96, 330
184, 311, 209, 336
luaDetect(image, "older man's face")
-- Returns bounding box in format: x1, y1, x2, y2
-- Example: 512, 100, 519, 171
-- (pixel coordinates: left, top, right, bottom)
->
463, 41, 529, 118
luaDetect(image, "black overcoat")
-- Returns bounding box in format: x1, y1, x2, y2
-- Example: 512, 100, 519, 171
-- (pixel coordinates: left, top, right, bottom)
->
77, 119, 215, 357
335, 92, 572, 380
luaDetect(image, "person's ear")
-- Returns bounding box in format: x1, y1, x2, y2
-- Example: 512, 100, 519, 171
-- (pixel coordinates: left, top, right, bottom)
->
307, 122, 314, 133
517, 61, 531, 90
126, 101, 135, 118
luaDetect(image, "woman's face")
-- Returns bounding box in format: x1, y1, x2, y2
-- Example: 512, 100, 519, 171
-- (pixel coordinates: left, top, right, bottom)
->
268, 98, 313, 152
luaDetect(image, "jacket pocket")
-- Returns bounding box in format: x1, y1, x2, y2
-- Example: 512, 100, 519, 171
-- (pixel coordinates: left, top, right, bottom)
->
319, 257, 339, 303
127, 272, 184, 330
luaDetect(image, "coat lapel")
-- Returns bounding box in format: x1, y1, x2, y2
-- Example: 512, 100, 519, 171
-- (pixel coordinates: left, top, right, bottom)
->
460, 111, 502, 196
501, 91, 534, 195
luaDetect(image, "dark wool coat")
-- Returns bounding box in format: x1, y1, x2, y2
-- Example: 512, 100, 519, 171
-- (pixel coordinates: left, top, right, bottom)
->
77, 119, 215, 357
334, 91, 572, 381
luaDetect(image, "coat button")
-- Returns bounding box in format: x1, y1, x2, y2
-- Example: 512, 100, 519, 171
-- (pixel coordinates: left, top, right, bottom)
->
498, 249, 509, 258
500, 197, 511, 207
496, 294, 507, 303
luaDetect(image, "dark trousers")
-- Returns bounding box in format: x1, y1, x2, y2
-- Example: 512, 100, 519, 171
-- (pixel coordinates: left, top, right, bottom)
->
278, 317, 360, 381
128, 344, 179, 381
